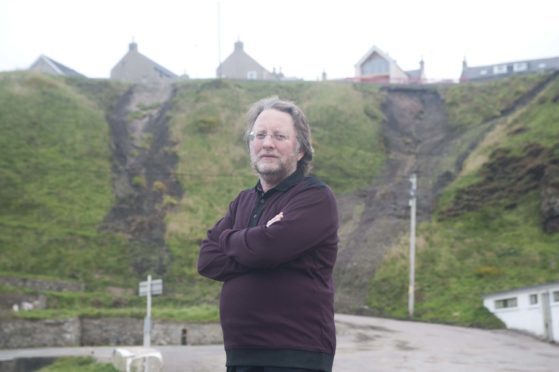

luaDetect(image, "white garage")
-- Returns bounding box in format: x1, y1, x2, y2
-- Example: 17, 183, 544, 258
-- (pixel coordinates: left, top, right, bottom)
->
483, 281, 559, 342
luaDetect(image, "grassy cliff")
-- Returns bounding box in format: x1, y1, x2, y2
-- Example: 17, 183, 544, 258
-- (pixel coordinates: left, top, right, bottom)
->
368, 73, 559, 327
0, 73, 135, 288
1, 71, 557, 327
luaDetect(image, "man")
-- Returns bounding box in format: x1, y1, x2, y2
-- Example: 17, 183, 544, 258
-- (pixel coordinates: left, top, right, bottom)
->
198, 97, 339, 372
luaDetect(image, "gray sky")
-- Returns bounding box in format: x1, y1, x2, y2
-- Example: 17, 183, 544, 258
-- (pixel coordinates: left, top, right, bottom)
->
1, 0, 558, 81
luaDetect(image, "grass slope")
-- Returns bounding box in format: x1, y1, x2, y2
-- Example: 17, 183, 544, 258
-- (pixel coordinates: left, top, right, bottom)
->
2, 71, 556, 328
0, 75, 385, 320
0, 72, 133, 288
164, 79, 385, 301
369, 73, 559, 327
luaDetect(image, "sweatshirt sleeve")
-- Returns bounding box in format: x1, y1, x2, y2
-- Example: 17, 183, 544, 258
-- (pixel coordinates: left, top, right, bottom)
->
219, 185, 338, 268
197, 197, 251, 282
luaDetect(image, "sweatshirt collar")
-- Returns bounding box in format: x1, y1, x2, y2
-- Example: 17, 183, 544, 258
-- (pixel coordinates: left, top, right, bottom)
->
255, 167, 304, 196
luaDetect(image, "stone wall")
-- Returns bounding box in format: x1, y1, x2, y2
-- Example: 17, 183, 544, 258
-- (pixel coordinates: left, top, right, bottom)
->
0, 294, 47, 311
0, 317, 222, 349
0, 318, 81, 349
0, 276, 84, 292
81, 317, 143, 346
152, 321, 223, 346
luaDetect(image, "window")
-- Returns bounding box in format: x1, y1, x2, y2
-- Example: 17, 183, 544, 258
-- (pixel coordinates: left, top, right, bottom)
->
480, 69, 488, 75
495, 297, 517, 309
538, 63, 547, 69
513, 62, 528, 72
553, 291, 559, 302
529, 294, 538, 305
362, 55, 389, 75
493, 65, 508, 74
247, 71, 258, 80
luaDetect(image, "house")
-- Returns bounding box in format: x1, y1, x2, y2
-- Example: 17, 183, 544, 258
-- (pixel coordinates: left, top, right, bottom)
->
217, 41, 281, 80
28, 55, 85, 78
460, 56, 559, 82
111, 42, 177, 84
354, 46, 425, 84
483, 281, 559, 342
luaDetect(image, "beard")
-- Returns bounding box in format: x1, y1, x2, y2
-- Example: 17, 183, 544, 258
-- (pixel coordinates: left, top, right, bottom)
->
254, 161, 289, 185
252, 153, 298, 187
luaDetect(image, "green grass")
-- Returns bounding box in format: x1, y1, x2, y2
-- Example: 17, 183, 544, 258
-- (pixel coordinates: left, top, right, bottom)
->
0, 72, 136, 287
439, 73, 550, 128
163, 80, 385, 299
369, 74, 559, 327
39, 357, 117, 372
2, 71, 558, 329
14, 304, 219, 322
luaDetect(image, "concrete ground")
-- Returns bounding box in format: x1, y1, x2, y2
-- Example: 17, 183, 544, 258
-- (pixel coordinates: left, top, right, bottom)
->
1, 314, 557, 371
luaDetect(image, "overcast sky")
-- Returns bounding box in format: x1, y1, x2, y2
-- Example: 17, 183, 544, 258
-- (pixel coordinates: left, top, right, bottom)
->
1, 0, 558, 81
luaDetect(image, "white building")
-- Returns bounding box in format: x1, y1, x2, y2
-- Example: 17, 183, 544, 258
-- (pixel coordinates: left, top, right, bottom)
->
483, 282, 559, 342
354, 45, 425, 84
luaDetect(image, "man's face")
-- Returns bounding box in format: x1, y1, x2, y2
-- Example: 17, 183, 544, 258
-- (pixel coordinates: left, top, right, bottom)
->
249, 109, 303, 185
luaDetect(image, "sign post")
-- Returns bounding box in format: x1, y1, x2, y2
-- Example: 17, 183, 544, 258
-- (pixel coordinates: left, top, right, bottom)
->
139, 275, 163, 347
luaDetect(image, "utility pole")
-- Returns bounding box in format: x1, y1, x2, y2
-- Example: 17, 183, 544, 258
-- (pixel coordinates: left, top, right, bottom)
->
217, 1, 222, 79
408, 173, 417, 319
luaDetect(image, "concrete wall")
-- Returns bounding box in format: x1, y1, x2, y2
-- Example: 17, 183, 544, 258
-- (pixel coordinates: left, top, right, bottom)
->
484, 285, 559, 342
0, 317, 222, 349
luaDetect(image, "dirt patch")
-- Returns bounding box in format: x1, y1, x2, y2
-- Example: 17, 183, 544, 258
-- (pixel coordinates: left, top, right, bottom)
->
101, 83, 182, 277
335, 87, 457, 312
334, 74, 559, 313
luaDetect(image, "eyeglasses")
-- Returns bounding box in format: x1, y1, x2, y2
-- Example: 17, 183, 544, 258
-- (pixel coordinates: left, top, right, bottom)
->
248, 131, 290, 142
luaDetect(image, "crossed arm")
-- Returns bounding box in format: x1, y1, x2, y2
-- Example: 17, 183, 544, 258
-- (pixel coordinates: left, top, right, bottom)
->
197, 187, 336, 282
196, 208, 283, 282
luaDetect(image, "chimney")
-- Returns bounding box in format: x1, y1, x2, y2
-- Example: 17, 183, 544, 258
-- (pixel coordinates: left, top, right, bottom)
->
129, 42, 138, 52
234, 41, 244, 52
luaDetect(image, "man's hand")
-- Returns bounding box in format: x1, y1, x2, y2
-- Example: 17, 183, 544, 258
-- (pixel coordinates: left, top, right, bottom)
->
266, 212, 284, 228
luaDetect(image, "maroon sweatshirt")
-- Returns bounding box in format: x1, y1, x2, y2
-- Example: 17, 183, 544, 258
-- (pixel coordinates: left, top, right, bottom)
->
198, 169, 339, 371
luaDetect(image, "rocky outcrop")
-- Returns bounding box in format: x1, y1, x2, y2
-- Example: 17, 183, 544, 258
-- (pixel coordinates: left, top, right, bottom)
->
442, 143, 559, 235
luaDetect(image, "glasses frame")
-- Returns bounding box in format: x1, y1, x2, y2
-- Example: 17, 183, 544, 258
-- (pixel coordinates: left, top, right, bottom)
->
248, 131, 290, 143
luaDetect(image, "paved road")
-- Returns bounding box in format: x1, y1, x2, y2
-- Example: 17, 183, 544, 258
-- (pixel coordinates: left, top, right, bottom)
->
1, 314, 558, 371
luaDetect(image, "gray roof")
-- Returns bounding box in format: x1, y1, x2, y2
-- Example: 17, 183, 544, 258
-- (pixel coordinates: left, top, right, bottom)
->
216, 41, 271, 79
29, 55, 85, 77
461, 56, 559, 81
483, 281, 559, 299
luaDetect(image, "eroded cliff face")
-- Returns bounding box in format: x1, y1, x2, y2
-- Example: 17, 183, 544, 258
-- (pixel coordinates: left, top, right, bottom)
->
334, 87, 460, 313
334, 78, 559, 313
102, 83, 182, 277
441, 143, 559, 231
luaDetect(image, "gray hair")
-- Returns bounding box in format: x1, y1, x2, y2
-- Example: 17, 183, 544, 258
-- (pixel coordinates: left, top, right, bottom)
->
245, 96, 314, 175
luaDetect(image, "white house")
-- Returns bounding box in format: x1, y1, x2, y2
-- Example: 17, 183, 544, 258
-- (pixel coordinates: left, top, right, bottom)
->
354, 45, 425, 84
483, 282, 559, 342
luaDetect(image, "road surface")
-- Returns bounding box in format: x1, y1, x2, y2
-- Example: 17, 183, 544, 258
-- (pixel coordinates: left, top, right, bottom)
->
1, 314, 558, 371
